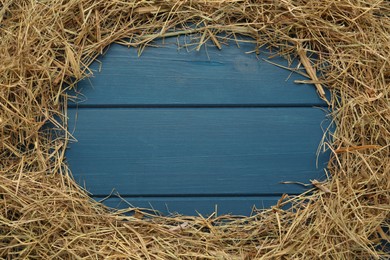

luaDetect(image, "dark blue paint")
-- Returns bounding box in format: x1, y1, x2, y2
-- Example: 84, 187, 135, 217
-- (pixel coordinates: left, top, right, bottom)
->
69, 37, 327, 106
96, 196, 283, 216
66, 36, 331, 216
67, 108, 330, 195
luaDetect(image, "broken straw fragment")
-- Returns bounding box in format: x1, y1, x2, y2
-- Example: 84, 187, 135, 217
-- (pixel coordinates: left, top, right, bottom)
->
298, 47, 330, 105
311, 180, 331, 194
169, 222, 189, 232
335, 145, 381, 154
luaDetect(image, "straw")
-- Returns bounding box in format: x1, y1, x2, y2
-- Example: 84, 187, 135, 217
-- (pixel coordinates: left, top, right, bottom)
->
0, 0, 389, 259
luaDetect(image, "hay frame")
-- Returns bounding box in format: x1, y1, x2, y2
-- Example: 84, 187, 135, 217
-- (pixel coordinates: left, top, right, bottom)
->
0, 0, 389, 259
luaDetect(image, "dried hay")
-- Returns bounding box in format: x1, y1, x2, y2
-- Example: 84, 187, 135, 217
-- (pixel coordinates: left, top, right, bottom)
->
0, 0, 389, 259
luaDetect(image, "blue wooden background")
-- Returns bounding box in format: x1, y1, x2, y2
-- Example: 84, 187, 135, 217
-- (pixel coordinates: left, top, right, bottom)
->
66, 37, 330, 216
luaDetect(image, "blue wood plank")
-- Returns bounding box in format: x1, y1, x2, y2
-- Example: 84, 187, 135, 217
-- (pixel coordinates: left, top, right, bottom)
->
67, 107, 330, 196
70, 37, 326, 106
96, 196, 283, 216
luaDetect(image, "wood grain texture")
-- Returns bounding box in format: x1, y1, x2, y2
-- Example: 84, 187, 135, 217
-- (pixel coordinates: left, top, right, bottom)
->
67, 108, 330, 196
69, 37, 327, 106
66, 37, 331, 215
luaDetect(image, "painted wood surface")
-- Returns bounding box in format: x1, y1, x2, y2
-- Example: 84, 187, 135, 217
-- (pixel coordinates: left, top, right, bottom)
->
97, 197, 283, 216
67, 108, 329, 196
66, 37, 330, 215
69, 37, 327, 106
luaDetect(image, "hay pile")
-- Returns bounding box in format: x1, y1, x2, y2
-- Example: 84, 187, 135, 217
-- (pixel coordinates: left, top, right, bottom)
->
1, 0, 389, 258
